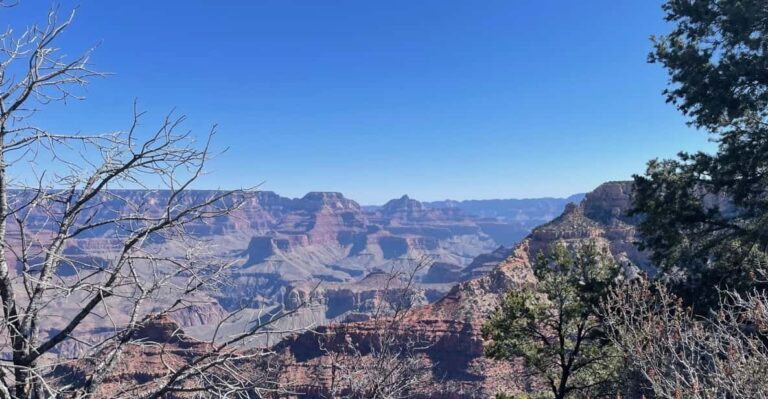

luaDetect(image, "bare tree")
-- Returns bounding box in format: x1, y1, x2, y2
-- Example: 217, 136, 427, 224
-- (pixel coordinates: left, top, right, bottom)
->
601, 279, 768, 398
0, 4, 307, 398
318, 257, 432, 399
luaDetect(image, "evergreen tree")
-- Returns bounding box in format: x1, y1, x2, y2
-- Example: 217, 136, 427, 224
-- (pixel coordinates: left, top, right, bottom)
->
482, 243, 620, 399
633, 0, 768, 310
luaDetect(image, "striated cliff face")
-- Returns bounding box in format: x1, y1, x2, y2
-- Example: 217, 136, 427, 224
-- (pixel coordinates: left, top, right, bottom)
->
53, 315, 217, 398
282, 269, 430, 322
273, 319, 513, 398
274, 181, 649, 397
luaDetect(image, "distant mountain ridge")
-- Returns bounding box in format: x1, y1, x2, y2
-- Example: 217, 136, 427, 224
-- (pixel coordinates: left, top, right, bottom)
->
363, 194, 584, 223
423, 193, 586, 220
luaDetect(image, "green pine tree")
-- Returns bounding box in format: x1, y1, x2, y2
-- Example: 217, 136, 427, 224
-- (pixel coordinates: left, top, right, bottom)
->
632, 0, 768, 311
482, 243, 620, 399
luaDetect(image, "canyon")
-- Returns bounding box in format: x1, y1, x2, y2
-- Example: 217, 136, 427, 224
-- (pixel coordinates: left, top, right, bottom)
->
61, 181, 647, 398
4, 189, 581, 353
272, 181, 648, 397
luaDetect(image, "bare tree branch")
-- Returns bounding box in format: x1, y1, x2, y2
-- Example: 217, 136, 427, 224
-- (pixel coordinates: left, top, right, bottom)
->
0, 4, 311, 398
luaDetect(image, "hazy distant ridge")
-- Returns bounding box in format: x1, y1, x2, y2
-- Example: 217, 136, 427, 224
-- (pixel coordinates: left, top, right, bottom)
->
425, 193, 585, 222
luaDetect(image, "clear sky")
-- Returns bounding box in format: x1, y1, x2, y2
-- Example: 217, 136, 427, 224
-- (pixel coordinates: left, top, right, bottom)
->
7, 1, 714, 204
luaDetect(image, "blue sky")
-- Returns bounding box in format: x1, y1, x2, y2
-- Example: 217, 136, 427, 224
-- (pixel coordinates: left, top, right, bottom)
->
7, 1, 714, 204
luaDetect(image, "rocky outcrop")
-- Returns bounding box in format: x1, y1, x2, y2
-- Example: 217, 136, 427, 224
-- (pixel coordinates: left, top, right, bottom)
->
432, 181, 648, 322
284, 269, 430, 322
272, 319, 522, 398
422, 262, 464, 284
133, 314, 188, 344
379, 195, 430, 222
53, 316, 214, 398
169, 302, 228, 328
